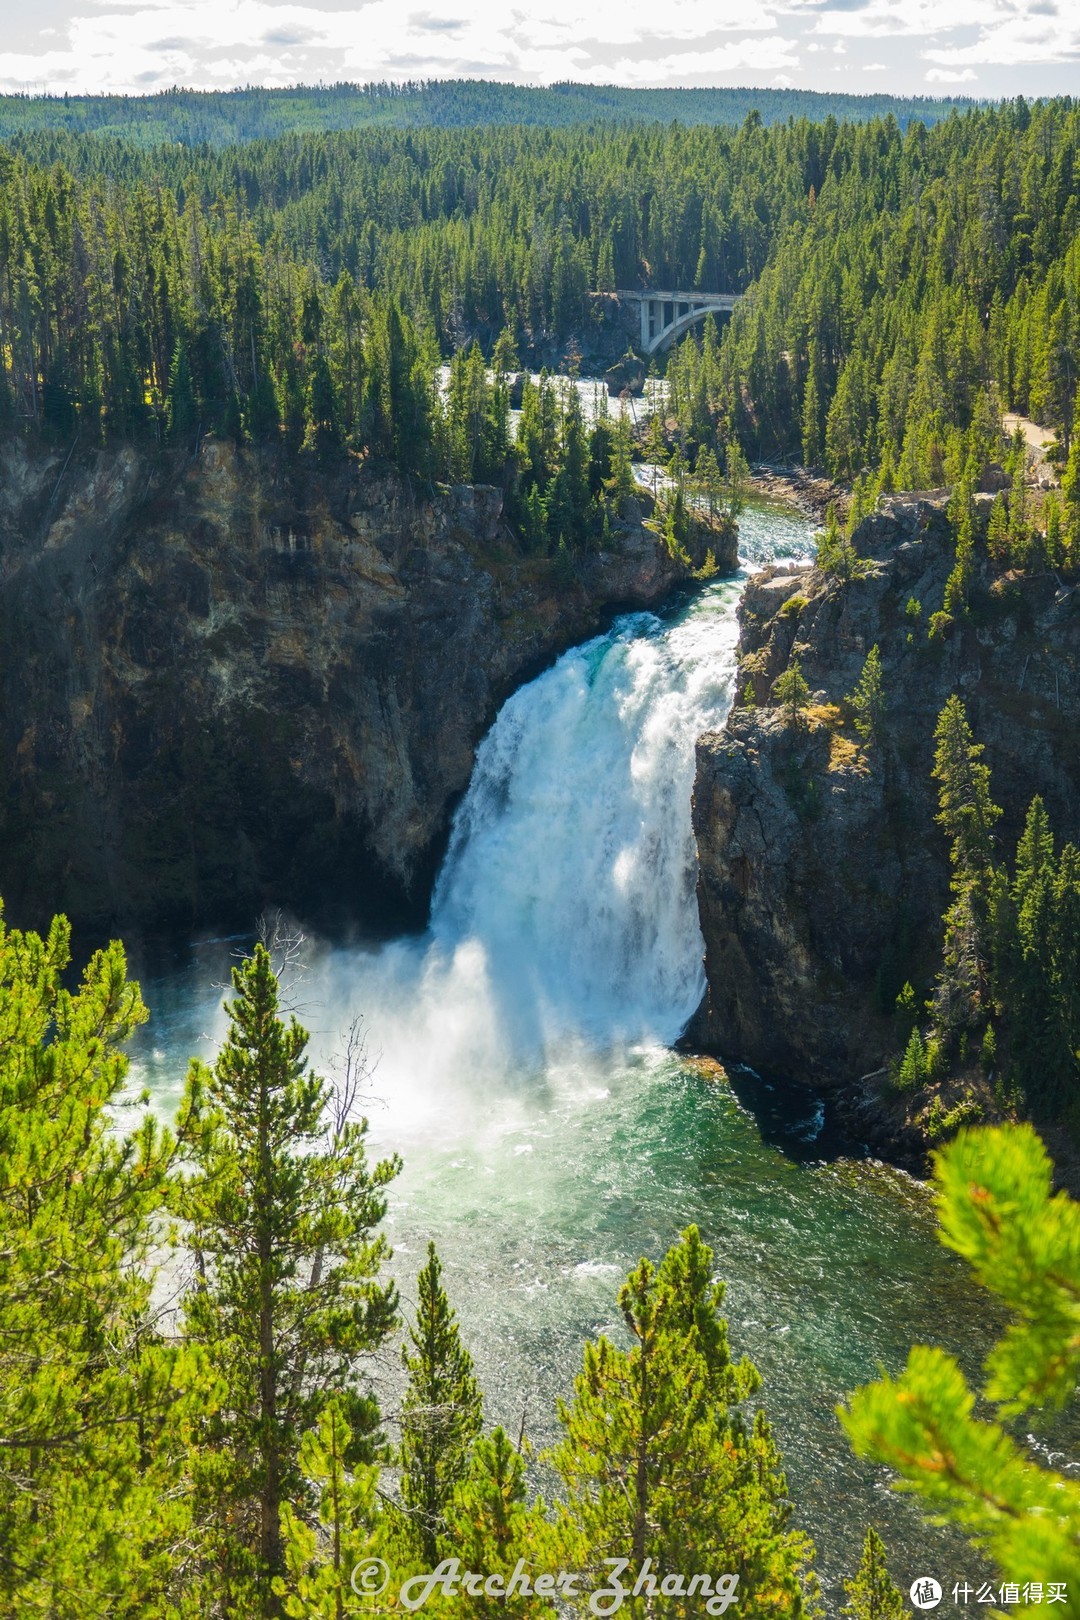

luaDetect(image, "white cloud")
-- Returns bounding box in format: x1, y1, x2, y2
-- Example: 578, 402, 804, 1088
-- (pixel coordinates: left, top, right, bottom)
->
923, 10, 1080, 64
574, 35, 801, 83
0, 0, 796, 91
0, 0, 1075, 94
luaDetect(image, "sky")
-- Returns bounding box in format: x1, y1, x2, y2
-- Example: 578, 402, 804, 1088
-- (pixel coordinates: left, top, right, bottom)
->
0, 0, 1077, 101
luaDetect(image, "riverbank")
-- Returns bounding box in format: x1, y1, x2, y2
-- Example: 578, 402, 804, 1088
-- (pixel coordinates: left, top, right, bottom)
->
749, 463, 847, 523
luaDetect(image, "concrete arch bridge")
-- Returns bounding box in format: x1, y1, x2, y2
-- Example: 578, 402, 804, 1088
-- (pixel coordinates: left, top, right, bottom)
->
616, 288, 742, 356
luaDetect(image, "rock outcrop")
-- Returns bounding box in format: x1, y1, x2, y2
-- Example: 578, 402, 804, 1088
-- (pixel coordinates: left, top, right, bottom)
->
690, 494, 1080, 1086
0, 436, 689, 939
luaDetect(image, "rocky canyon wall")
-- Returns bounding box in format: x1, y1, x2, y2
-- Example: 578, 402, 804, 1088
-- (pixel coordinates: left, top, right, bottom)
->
691, 495, 1080, 1086
0, 436, 690, 939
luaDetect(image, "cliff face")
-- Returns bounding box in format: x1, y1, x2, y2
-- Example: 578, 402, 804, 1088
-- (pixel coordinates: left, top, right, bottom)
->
0, 436, 688, 938
691, 495, 1080, 1085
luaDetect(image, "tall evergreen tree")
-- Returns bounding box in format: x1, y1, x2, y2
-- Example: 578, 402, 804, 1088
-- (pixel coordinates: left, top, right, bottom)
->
398, 1243, 483, 1565
0, 907, 205, 1618
165, 339, 198, 445
930, 696, 1002, 1035
178, 944, 400, 1615
549, 1226, 818, 1615
847, 645, 885, 747
840, 1528, 905, 1620
774, 658, 811, 729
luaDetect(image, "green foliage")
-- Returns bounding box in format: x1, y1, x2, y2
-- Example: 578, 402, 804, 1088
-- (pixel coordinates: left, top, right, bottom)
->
894, 982, 920, 1045
442, 1429, 544, 1617
842, 1125, 1080, 1595
923, 1093, 984, 1142
0, 83, 975, 145
988, 798, 1080, 1113
399, 1243, 483, 1565
780, 593, 809, 618
922, 697, 1002, 1048
986, 492, 1010, 565
847, 645, 885, 746
0, 907, 208, 1617
891, 1027, 947, 1094
0, 97, 1074, 530
773, 658, 811, 728
816, 505, 871, 584
943, 456, 977, 616
0, 918, 837, 1614
166, 340, 198, 445
177, 944, 400, 1610
276, 1398, 384, 1619
840, 1527, 905, 1620
912, 698, 1080, 1122
549, 1226, 818, 1615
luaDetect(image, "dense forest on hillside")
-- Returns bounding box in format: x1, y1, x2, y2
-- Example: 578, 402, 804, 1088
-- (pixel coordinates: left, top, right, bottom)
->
1, 98, 1078, 543
0, 81, 973, 145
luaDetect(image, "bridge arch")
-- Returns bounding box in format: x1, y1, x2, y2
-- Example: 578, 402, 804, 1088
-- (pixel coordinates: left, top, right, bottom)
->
616, 289, 742, 356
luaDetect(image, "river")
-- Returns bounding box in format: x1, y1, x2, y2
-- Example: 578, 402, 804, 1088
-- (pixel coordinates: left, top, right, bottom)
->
129, 497, 987, 1608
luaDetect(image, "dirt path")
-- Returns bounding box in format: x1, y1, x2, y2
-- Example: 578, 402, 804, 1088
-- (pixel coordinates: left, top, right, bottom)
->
1003, 412, 1055, 454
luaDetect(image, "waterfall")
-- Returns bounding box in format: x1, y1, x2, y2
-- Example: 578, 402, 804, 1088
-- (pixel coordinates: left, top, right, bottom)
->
430, 599, 739, 1047
316, 580, 745, 1138
315, 503, 811, 1135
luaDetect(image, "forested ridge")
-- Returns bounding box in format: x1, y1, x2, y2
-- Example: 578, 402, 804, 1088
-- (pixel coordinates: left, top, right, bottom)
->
1, 98, 1078, 528
0, 80, 973, 145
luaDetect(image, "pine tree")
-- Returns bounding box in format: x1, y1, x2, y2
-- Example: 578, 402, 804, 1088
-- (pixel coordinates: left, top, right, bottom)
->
606, 410, 637, 512
930, 697, 1002, 1034
549, 1227, 817, 1615
801, 341, 823, 468
276, 1398, 384, 1620
165, 338, 197, 444
942, 454, 977, 616
840, 1528, 905, 1620
399, 1243, 483, 1566
844, 1125, 1080, 1599
443, 1429, 544, 1617
178, 944, 400, 1615
847, 645, 885, 746
986, 492, 1009, 564
773, 658, 811, 729
816, 503, 868, 584
0, 907, 205, 1617
932, 696, 1001, 885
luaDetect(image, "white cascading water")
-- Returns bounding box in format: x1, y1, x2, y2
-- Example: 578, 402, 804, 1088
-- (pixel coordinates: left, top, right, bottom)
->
430, 604, 733, 1043
317, 575, 751, 1144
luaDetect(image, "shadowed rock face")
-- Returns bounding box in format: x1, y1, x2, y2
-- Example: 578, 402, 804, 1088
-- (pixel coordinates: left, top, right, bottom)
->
690, 495, 1080, 1086
0, 437, 689, 940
